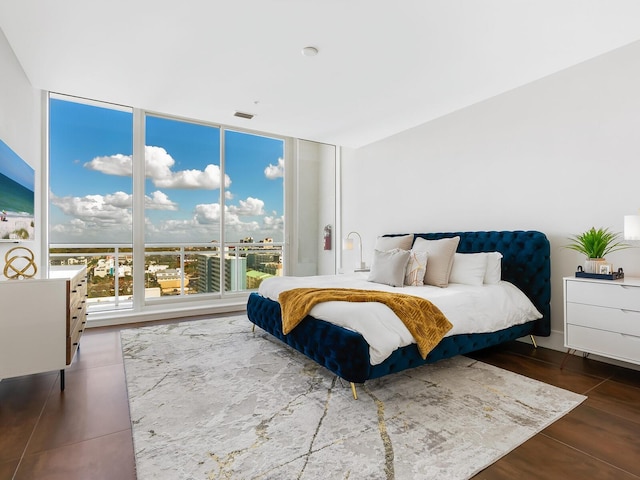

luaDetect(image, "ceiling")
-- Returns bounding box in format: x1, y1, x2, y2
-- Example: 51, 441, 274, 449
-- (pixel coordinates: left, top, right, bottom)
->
2, 1, 640, 148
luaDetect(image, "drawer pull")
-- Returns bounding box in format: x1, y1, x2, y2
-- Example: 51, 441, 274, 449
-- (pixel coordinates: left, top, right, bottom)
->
621, 309, 640, 315
72, 315, 78, 320
622, 333, 640, 342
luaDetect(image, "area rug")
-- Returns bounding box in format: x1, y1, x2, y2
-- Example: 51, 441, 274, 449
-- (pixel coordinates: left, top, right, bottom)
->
121, 315, 585, 480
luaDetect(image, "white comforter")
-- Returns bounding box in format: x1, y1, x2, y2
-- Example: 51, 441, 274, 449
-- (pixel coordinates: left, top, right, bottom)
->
258, 273, 542, 365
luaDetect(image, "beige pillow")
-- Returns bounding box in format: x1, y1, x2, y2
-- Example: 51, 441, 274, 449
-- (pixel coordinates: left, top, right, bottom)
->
412, 236, 460, 287
368, 248, 411, 287
374, 234, 414, 252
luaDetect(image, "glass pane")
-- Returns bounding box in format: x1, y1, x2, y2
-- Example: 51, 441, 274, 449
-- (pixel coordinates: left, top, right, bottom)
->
144, 116, 221, 244
49, 96, 134, 310
223, 130, 284, 292
49, 98, 133, 244
49, 246, 133, 309
223, 130, 285, 243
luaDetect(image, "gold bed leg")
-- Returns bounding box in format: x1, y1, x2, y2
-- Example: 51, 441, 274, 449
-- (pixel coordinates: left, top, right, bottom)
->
530, 335, 538, 349
350, 382, 358, 400
251, 324, 255, 333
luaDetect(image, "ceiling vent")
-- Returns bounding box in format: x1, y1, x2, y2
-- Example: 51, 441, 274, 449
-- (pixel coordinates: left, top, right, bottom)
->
233, 111, 254, 120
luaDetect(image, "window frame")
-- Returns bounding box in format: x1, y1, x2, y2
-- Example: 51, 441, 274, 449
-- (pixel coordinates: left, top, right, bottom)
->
47, 93, 289, 323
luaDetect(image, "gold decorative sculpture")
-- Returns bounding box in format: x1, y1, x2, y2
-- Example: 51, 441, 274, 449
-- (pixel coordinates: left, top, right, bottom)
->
3, 246, 38, 279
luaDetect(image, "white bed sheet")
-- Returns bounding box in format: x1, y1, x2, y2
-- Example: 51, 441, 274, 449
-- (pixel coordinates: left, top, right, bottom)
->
258, 273, 542, 365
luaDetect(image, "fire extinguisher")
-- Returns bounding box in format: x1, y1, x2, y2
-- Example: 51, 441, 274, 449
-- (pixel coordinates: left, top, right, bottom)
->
323, 225, 332, 250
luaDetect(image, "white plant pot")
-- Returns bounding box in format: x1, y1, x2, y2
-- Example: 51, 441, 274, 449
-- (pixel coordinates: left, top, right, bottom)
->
584, 258, 607, 274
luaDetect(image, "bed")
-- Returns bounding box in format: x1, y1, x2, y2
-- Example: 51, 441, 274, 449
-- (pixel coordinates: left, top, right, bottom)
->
247, 230, 550, 398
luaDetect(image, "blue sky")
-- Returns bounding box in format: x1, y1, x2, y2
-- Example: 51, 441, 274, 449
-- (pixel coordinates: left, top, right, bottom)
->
0, 138, 34, 190
49, 98, 284, 244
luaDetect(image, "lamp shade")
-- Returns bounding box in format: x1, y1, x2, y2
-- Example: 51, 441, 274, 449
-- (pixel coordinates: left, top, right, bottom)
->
624, 215, 640, 240
343, 238, 355, 250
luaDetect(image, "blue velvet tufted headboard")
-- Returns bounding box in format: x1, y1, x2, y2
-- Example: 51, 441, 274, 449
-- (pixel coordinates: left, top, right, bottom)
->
386, 230, 551, 336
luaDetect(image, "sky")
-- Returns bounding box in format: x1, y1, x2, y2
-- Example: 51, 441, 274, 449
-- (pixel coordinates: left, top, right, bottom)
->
49, 98, 284, 244
0, 138, 34, 190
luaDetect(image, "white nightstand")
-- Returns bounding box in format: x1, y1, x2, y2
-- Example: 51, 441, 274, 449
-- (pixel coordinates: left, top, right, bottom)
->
563, 276, 640, 367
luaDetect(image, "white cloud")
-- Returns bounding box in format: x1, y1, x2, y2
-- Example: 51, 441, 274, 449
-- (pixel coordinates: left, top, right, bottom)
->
104, 191, 133, 208
51, 191, 132, 226
195, 196, 266, 225
83, 153, 132, 176
49, 191, 135, 243
145, 190, 178, 211
84, 145, 231, 190
228, 197, 265, 216
264, 157, 284, 179
263, 215, 284, 230
194, 203, 222, 224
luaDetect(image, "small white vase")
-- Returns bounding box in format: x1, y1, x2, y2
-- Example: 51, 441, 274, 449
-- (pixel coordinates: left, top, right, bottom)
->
584, 258, 607, 274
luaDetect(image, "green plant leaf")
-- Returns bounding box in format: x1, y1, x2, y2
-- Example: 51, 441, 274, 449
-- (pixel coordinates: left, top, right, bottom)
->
563, 227, 633, 258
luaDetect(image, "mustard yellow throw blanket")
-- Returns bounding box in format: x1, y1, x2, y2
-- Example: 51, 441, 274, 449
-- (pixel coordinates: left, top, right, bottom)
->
278, 288, 453, 359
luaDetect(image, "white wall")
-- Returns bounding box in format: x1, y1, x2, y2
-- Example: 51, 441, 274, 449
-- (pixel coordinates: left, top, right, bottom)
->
0, 28, 42, 277
341, 40, 640, 350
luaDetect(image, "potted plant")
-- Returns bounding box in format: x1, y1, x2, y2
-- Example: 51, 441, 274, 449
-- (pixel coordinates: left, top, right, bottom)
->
564, 227, 631, 273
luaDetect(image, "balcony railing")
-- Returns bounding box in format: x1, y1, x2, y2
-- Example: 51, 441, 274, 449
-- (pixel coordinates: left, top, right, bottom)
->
49, 242, 283, 311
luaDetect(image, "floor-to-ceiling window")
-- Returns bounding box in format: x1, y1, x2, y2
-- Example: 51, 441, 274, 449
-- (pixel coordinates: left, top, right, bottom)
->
223, 129, 285, 289
49, 94, 285, 317
143, 115, 222, 300
49, 96, 134, 308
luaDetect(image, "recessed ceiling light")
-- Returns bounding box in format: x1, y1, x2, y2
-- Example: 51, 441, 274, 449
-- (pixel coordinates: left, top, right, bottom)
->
302, 46, 318, 57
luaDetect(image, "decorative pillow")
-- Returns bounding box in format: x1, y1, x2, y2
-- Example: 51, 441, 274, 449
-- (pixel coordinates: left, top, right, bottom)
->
484, 251, 503, 284
368, 248, 411, 287
374, 234, 414, 252
412, 236, 460, 287
449, 253, 488, 286
404, 250, 428, 286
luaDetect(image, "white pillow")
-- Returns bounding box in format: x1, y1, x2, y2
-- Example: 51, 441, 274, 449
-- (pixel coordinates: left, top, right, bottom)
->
449, 253, 488, 286
374, 234, 414, 252
412, 236, 460, 287
484, 251, 503, 284
368, 248, 411, 287
404, 250, 428, 286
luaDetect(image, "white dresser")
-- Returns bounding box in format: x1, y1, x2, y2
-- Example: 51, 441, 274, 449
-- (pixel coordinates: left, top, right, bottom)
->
564, 276, 640, 366
0, 265, 88, 388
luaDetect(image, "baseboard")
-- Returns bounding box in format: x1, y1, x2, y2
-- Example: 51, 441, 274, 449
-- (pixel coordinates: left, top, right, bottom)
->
86, 300, 247, 328
519, 329, 640, 372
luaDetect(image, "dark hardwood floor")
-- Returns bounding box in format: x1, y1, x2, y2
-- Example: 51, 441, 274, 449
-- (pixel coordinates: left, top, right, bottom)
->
1, 317, 639, 480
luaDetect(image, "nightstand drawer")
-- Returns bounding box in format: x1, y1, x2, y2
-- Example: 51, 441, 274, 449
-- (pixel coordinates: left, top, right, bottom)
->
567, 324, 640, 364
566, 280, 640, 311
566, 302, 640, 336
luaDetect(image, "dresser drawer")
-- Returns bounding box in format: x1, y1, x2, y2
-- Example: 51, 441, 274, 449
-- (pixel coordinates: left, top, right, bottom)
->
567, 324, 640, 364
66, 324, 84, 365
566, 280, 640, 311
68, 297, 86, 328
566, 302, 640, 336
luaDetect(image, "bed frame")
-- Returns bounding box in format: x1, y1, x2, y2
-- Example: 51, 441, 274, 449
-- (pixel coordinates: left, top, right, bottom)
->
247, 231, 550, 398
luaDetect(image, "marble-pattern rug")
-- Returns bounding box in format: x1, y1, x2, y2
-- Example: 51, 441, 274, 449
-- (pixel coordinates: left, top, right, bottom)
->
121, 315, 585, 480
